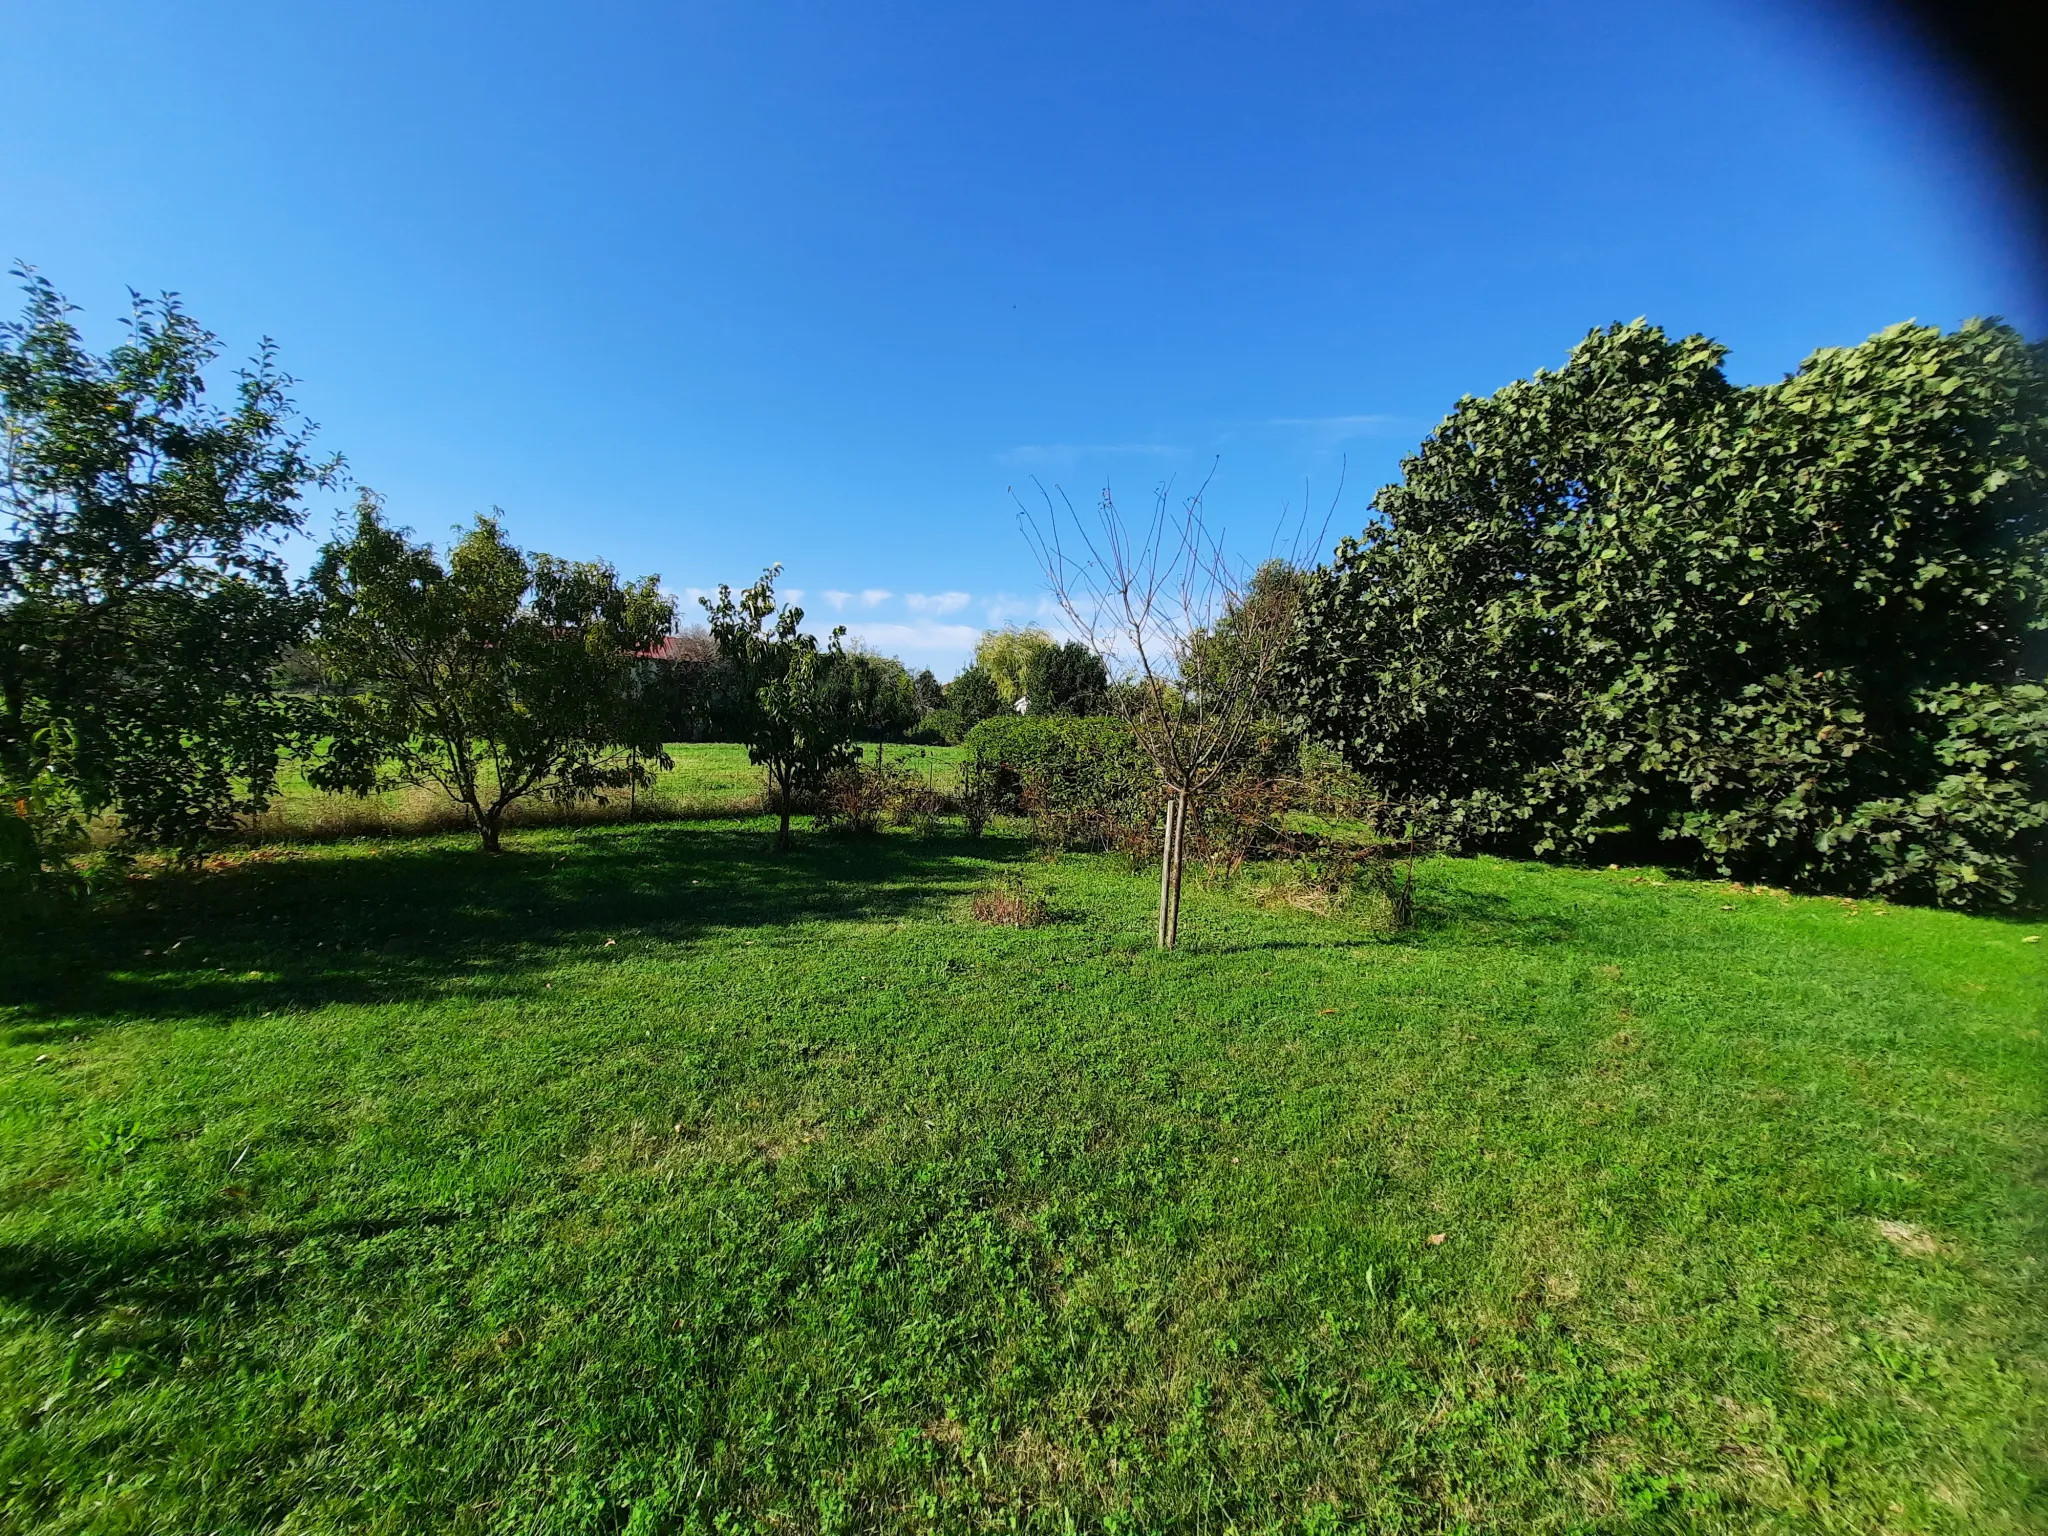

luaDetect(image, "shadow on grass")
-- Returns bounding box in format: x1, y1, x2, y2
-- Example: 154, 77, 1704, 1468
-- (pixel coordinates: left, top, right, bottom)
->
0, 824, 1024, 1042
0, 1211, 465, 1321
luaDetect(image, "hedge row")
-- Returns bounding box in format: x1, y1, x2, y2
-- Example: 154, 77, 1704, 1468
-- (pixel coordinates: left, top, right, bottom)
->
961, 714, 1151, 816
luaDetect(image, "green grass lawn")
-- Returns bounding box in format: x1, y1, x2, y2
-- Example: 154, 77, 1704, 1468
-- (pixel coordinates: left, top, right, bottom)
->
241, 740, 971, 842
2, 814, 2043, 1533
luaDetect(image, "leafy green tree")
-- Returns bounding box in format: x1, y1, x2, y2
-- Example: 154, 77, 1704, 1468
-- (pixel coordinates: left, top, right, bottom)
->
1188, 560, 1305, 721
974, 626, 1053, 707
945, 664, 1003, 728
911, 668, 945, 714
309, 495, 674, 852
1023, 638, 1110, 715
0, 270, 336, 866
1290, 319, 2048, 907
840, 647, 921, 751
702, 566, 859, 850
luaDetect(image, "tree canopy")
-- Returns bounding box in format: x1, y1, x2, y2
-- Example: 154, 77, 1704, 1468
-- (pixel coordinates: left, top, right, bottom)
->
702, 566, 859, 849
1023, 639, 1109, 715
1290, 319, 2048, 907
974, 626, 1052, 707
309, 495, 673, 851
0, 270, 335, 871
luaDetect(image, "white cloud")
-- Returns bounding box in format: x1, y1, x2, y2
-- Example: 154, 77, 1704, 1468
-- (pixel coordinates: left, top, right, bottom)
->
905, 590, 970, 615
982, 593, 1061, 627
837, 618, 982, 674
821, 589, 851, 610
859, 588, 892, 608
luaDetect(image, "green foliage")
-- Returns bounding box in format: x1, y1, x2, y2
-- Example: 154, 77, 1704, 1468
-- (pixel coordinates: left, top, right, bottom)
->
1292, 318, 2048, 908
1022, 639, 1109, 715
702, 565, 860, 848
308, 494, 674, 851
3, 825, 2043, 1530
944, 664, 1003, 730
964, 714, 1151, 847
974, 626, 1053, 706
1189, 559, 1306, 723
0, 269, 335, 861
839, 647, 921, 741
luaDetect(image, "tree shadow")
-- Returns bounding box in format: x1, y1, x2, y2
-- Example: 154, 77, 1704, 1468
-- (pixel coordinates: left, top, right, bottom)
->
0, 824, 1025, 1041
0, 1211, 463, 1322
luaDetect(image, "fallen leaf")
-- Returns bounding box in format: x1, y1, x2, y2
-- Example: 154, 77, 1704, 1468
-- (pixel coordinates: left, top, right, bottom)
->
1427, 1232, 1447, 1246
2025, 935, 2041, 944
604, 939, 617, 948
1318, 1008, 1337, 1016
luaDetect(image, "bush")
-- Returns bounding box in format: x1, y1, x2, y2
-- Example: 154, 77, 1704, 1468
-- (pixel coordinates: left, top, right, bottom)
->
1291, 319, 2048, 908
962, 714, 1152, 848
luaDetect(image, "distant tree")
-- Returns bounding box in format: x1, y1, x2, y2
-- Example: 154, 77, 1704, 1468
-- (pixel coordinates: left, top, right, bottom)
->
702, 565, 859, 850
946, 665, 1002, 729
1187, 560, 1306, 722
974, 627, 1053, 708
1290, 319, 2048, 907
912, 668, 945, 714
840, 647, 921, 756
1023, 640, 1109, 715
0, 269, 337, 868
309, 494, 674, 852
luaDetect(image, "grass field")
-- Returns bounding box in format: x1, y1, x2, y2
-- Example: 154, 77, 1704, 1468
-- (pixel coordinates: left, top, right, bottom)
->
238, 741, 970, 842
2, 795, 2044, 1532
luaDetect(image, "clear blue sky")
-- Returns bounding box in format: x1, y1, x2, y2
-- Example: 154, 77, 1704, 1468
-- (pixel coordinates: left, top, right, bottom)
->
3, 0, 2038, 675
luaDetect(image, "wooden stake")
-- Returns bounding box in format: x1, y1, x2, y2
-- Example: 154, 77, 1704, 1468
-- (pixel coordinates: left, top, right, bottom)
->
1157, 790, 1186, 949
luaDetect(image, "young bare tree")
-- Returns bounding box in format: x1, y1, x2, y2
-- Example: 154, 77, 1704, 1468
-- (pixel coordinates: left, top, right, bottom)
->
1021, 473, 1304, 947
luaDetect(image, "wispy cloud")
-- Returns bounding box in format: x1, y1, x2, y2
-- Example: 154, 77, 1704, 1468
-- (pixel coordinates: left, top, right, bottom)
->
859, 588, 892, 608
980, 593, 1080, 634
837, 618, 982, 670
906, 590, 970, 615
821, 589, 851, 610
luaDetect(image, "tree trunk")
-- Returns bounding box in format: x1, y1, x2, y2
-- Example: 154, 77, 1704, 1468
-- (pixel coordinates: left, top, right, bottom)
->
479, 813, 502, 853
776, 807, 791, 852
1156, 790, 1186, 949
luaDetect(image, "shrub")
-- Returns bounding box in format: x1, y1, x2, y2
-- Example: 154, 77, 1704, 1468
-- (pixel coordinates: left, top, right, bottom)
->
962, 714, 1152, 848
1291, 318, 2048, 908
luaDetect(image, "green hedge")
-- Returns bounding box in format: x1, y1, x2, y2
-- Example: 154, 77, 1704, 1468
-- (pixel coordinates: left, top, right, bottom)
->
962, 714, 1150, 815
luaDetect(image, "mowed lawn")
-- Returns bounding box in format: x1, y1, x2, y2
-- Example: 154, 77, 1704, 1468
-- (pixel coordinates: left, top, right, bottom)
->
241, 741, 971, 841
1, 815, 2043, 1533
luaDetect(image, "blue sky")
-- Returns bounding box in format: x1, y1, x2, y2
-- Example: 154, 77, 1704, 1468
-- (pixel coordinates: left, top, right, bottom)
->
2, 0, 2038, 675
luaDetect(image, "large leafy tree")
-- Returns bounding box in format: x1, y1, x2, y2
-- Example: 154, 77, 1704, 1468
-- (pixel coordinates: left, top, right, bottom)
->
309, 495, 674, 852
1023, 639, 1109, 715
702, 566, 859, 850
974, 626, 1053, 708
839, 646, 921, 757
0, 270, 335, 867
1290, 319, 2048, 907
